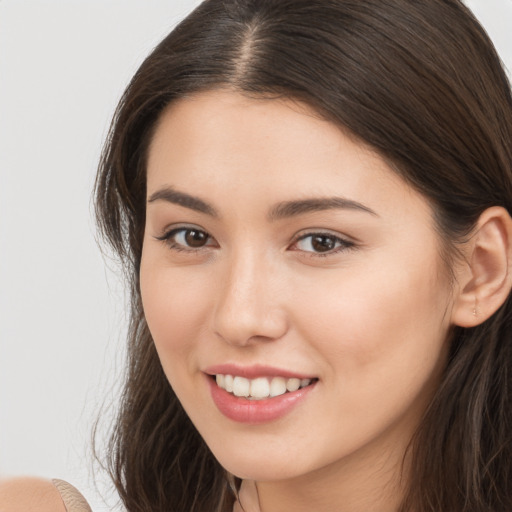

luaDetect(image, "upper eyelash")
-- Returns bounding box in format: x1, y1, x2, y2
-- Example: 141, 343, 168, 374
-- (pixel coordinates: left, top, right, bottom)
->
155, 227, 214, 252
290, 232, 356, 257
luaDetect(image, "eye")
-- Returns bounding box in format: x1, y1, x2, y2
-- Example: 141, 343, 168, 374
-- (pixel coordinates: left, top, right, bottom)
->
156, 226, 216, 252
291, 232, 354, 255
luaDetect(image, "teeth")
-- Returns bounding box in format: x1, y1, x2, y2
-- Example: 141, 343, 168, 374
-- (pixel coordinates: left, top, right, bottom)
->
270, 376, 287, 397
286, 378, 301, 392
224, 374, 234, 392
215, 374, 313, 400
250, 377, 270, 399
233, 376, 250, 397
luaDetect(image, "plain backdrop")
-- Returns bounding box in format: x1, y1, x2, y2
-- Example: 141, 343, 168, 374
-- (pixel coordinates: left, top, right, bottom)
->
0, 1, 511, 510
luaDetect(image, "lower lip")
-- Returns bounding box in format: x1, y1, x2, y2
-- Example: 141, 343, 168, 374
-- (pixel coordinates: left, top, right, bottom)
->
207, 376, 316, 424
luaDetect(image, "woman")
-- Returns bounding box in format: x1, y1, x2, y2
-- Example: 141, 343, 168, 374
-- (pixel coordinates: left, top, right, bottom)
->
93, 0, 512, 510
3, 0, 512, 510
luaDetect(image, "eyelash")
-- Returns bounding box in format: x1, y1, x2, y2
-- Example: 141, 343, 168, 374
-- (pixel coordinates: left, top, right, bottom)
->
292, 231, 356, 257
155, 227, 356, 257
155, 227, 217, 253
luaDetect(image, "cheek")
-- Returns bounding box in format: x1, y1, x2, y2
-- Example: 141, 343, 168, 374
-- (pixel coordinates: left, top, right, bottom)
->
278, 258, 452, 469
139, 257, 211, 364
293, 253, 451, 399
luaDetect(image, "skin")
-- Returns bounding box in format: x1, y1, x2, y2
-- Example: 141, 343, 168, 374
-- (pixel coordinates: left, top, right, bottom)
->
140, 89, 463, 512
0, 478, 67, 512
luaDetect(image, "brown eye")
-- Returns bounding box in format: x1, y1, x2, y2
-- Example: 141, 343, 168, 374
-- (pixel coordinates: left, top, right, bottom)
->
184, 229, 209, 247
293, 232, 354, 255
310, 235, 336, 252
157, 227, 214, 251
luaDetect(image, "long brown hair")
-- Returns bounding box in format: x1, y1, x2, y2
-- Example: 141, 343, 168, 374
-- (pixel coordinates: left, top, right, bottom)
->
94, 1, 512, 510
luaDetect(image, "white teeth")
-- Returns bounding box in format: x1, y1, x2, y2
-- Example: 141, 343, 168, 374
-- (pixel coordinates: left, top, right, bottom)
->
215, 374, 314, 399
286, 378, 301, 392
233, 376, 250, 397
269, 377, 287, 397
224, 374, 234, 393
250, 377, 270, 399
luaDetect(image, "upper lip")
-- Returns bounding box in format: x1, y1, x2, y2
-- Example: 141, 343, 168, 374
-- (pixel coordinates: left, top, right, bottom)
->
203, 363, 316, 380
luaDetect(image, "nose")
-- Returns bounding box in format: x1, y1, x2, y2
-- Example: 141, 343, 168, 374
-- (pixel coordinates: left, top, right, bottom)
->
212, 250, 289, 347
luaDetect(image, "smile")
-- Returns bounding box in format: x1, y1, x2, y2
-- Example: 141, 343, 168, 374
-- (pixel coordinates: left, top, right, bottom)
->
206, 369, 318, 423
215, 374, 314, 400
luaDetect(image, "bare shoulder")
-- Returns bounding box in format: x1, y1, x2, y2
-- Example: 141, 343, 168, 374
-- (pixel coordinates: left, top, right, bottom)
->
0, 477, 67, 512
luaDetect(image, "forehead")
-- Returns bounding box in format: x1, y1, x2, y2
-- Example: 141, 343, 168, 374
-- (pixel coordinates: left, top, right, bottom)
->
146, 89, 428, 221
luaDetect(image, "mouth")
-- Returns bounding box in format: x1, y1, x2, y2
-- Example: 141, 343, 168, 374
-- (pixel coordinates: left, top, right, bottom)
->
206, 368, 318, 423
211, 374, 318, 400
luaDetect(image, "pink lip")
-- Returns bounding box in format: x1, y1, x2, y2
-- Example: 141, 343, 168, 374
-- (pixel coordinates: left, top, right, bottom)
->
204, 363, 315, 380
204, 369, 317, 424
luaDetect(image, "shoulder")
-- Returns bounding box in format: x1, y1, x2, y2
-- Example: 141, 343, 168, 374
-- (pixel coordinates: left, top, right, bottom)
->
0, 477, 67, 511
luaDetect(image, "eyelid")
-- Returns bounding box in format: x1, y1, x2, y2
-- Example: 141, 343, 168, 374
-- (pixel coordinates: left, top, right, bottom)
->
289, 229, 357, 256
154, 224, 217, 252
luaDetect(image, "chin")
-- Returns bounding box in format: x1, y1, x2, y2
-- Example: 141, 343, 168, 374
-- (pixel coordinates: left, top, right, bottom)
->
223, 459, 301, 482
206, 441, 311, 482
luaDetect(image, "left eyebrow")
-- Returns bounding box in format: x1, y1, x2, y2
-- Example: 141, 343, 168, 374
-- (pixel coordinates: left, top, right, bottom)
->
147, 186, 218, 217
268, 197, 378, 221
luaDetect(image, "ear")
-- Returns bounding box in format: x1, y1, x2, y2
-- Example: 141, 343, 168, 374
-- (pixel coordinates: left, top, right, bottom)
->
451, 206, 512, 327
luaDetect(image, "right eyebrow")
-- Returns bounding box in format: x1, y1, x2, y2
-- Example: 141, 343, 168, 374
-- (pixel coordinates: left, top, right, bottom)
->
147, 186, 219, 218
268, 196, 378, 221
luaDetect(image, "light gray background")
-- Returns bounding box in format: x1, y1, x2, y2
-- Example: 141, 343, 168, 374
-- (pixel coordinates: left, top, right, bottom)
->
0, 1, 510, 510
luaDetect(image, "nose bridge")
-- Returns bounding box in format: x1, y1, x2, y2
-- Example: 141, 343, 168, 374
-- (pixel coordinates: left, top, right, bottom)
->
213, 245, 288, 346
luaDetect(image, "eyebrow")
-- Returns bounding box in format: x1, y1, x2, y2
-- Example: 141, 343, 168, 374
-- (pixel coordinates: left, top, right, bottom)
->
268, 197, 378, 220
147, 187, 219, 217
147, 186, 378, 219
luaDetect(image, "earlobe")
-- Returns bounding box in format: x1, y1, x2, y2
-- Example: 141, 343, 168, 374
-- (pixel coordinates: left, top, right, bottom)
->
451, 206, 512, 328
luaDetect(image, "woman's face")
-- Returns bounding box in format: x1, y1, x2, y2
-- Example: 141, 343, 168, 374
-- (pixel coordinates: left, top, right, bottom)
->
140, 90, 456, 483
